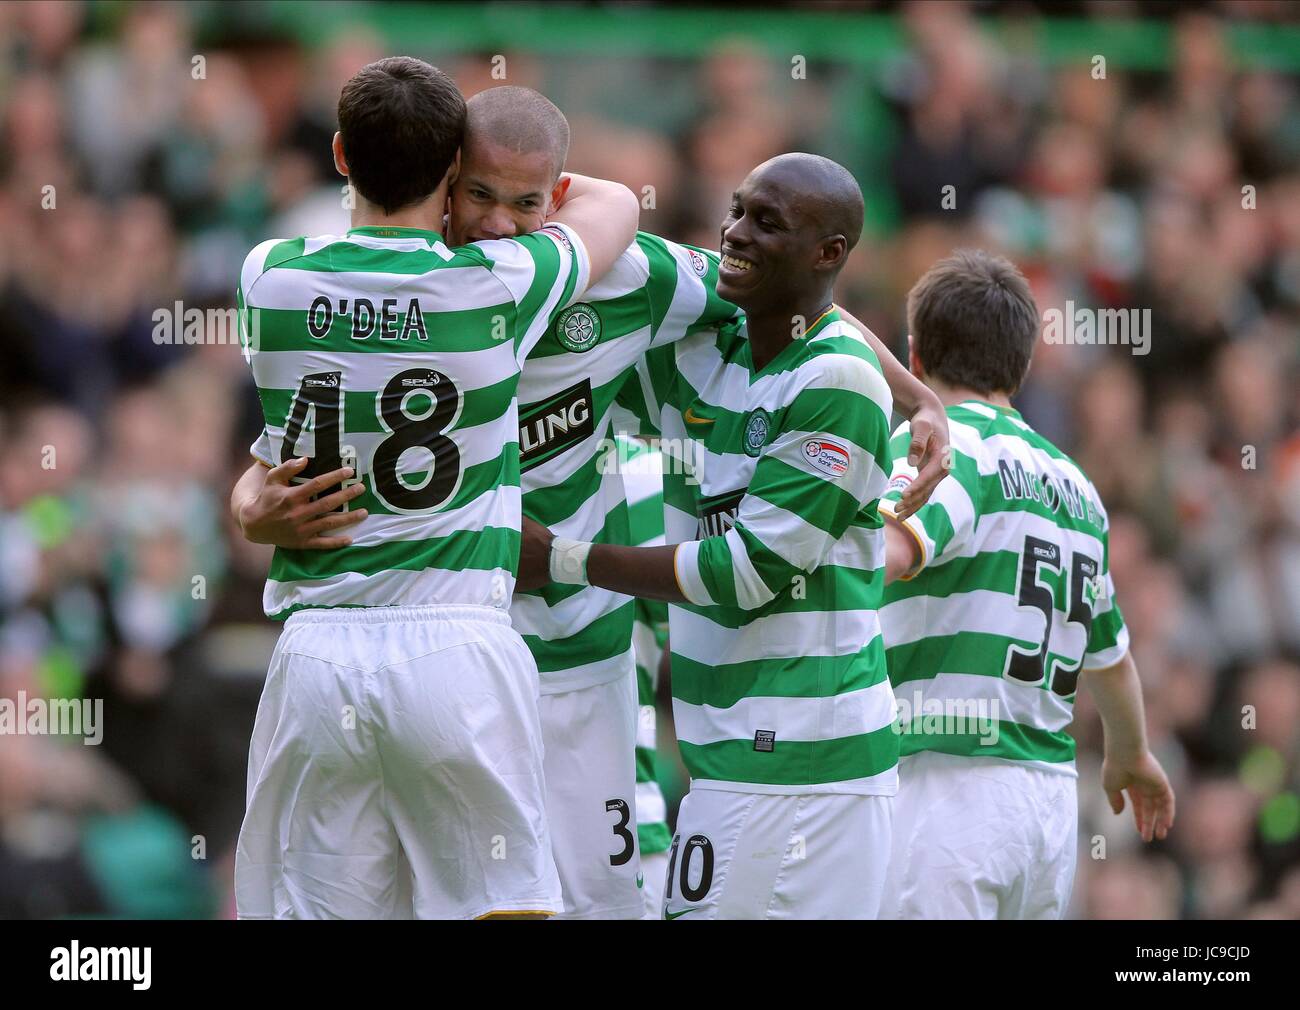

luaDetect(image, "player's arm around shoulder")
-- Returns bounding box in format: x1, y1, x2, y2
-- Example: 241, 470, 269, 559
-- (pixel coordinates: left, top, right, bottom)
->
546, 172, 640, 292
776, 346, 893, 517
673, 349, 894, 611
878, 413, 980, 585
835, 305, 951, 519
232, 457, 369, 550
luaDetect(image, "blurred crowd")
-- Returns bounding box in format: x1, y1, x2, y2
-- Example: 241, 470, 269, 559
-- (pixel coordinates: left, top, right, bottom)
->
0, 1, 1297, 919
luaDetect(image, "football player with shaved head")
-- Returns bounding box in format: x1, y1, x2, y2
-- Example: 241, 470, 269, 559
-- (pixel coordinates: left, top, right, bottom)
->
521, 153, 906, 919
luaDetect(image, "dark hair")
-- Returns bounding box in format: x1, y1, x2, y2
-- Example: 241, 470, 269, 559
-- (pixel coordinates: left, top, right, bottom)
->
337, 57, 465, 214
907, 249, 1039, 396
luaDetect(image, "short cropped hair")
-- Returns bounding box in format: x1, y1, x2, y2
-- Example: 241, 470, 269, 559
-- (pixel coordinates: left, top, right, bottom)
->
465, 86, 570, 181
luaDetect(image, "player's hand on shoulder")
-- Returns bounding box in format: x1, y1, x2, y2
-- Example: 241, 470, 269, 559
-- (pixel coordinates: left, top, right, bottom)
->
1102, 749, 1176, 843
238, 457, 368, 550
894, 398, 952, 521
516, 515, 556, 593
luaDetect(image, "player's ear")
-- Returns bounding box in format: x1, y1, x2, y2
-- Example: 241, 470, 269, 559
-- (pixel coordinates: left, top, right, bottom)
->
332, 132, 349, 178
907, 335, 924, 379
444, 147, 462, 188
548, 174, 572, 215
816, 234, 848, 273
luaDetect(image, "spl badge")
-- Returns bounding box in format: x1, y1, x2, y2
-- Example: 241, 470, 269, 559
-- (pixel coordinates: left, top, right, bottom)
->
743, 408, 772, 457
555, 302, 601, 353
802, 437, 851, 477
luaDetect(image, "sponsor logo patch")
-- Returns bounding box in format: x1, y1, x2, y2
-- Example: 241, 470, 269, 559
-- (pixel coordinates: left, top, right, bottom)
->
886, 473, 913, 495
518, 379, 594, 470
696, 488, 746, 539
802, 437, 851, 477
754, 730, 776, 752
554, 302, 601, 353
304, 373, 340, 388
541, 224, 574, 255
400, 371, 445, 388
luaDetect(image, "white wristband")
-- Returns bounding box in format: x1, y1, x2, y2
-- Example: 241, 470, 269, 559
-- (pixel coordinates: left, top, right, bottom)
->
550, 537, 593, 586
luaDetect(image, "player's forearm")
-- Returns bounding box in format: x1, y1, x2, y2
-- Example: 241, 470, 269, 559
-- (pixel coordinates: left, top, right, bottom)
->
520, 516, 685, 601
878, 344, 937, 418
584, 543, 686, 603
548, 174, 639, 283
1081, 652, 1150, 762
883, 517, 921, 584
837, 307, 934, 418
553, 173, 612, 206
231, 461, 267, 529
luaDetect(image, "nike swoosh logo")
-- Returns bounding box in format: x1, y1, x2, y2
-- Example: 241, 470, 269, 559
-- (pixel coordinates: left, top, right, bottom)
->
683, 408, 714, 425
664, 906, 699, 920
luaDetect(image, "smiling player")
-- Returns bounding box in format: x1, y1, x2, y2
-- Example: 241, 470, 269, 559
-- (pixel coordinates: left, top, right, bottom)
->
522, 154, 901, 919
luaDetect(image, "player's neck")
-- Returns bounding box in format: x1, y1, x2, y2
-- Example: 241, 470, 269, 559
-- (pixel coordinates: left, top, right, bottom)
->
929, 380, 1015, 411
349, 186, 449, 237
746, 292, 834, 371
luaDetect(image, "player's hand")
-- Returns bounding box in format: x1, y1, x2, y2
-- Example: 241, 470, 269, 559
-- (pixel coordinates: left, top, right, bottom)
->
517, 515, 555, 593
894, 399, 951, 521
1102, 749, 1176, 842
237, 457, 368, 549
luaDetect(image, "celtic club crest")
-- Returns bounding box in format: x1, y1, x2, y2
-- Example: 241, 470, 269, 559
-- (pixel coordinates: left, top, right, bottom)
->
743, 408, 771, 457
555, 303, 601, 352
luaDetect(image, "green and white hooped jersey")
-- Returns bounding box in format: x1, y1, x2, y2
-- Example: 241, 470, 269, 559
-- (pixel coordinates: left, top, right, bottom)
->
626, 310, 899, 795
511, 233, 737, 694
879, 400, 1129, 775
238, 224, 588, 619
618, 434, 672, 854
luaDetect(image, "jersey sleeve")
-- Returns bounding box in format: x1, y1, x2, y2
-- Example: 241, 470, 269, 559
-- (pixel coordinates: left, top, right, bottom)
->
878, 421, 978, 576
674, 351, 892, 611
1082, 511, 1130, 670
239, 238, 288, 465
237, 237, 284, 365
249, 429, 275, 467
639, 236, 740, 349
612, 342, 678, 439
473, 223, 591, 365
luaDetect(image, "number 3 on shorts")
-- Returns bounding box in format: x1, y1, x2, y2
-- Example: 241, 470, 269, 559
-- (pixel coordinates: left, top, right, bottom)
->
606, 798, 635, 866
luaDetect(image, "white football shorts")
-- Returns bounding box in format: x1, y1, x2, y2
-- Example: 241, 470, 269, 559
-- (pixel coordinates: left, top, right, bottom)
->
235, 604, 561, 920
661, 787, 893, 920
640, 850, 670, 919
539, 655, 644, 919
880, 750, 1078, 920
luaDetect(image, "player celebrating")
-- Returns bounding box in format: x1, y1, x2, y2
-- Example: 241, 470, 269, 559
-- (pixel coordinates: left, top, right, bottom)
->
877, 249, 1175, 919
231, 58, 638, 919
235, 90, 953, 919
522, 154, 900, 919
451, 88, 735, 918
